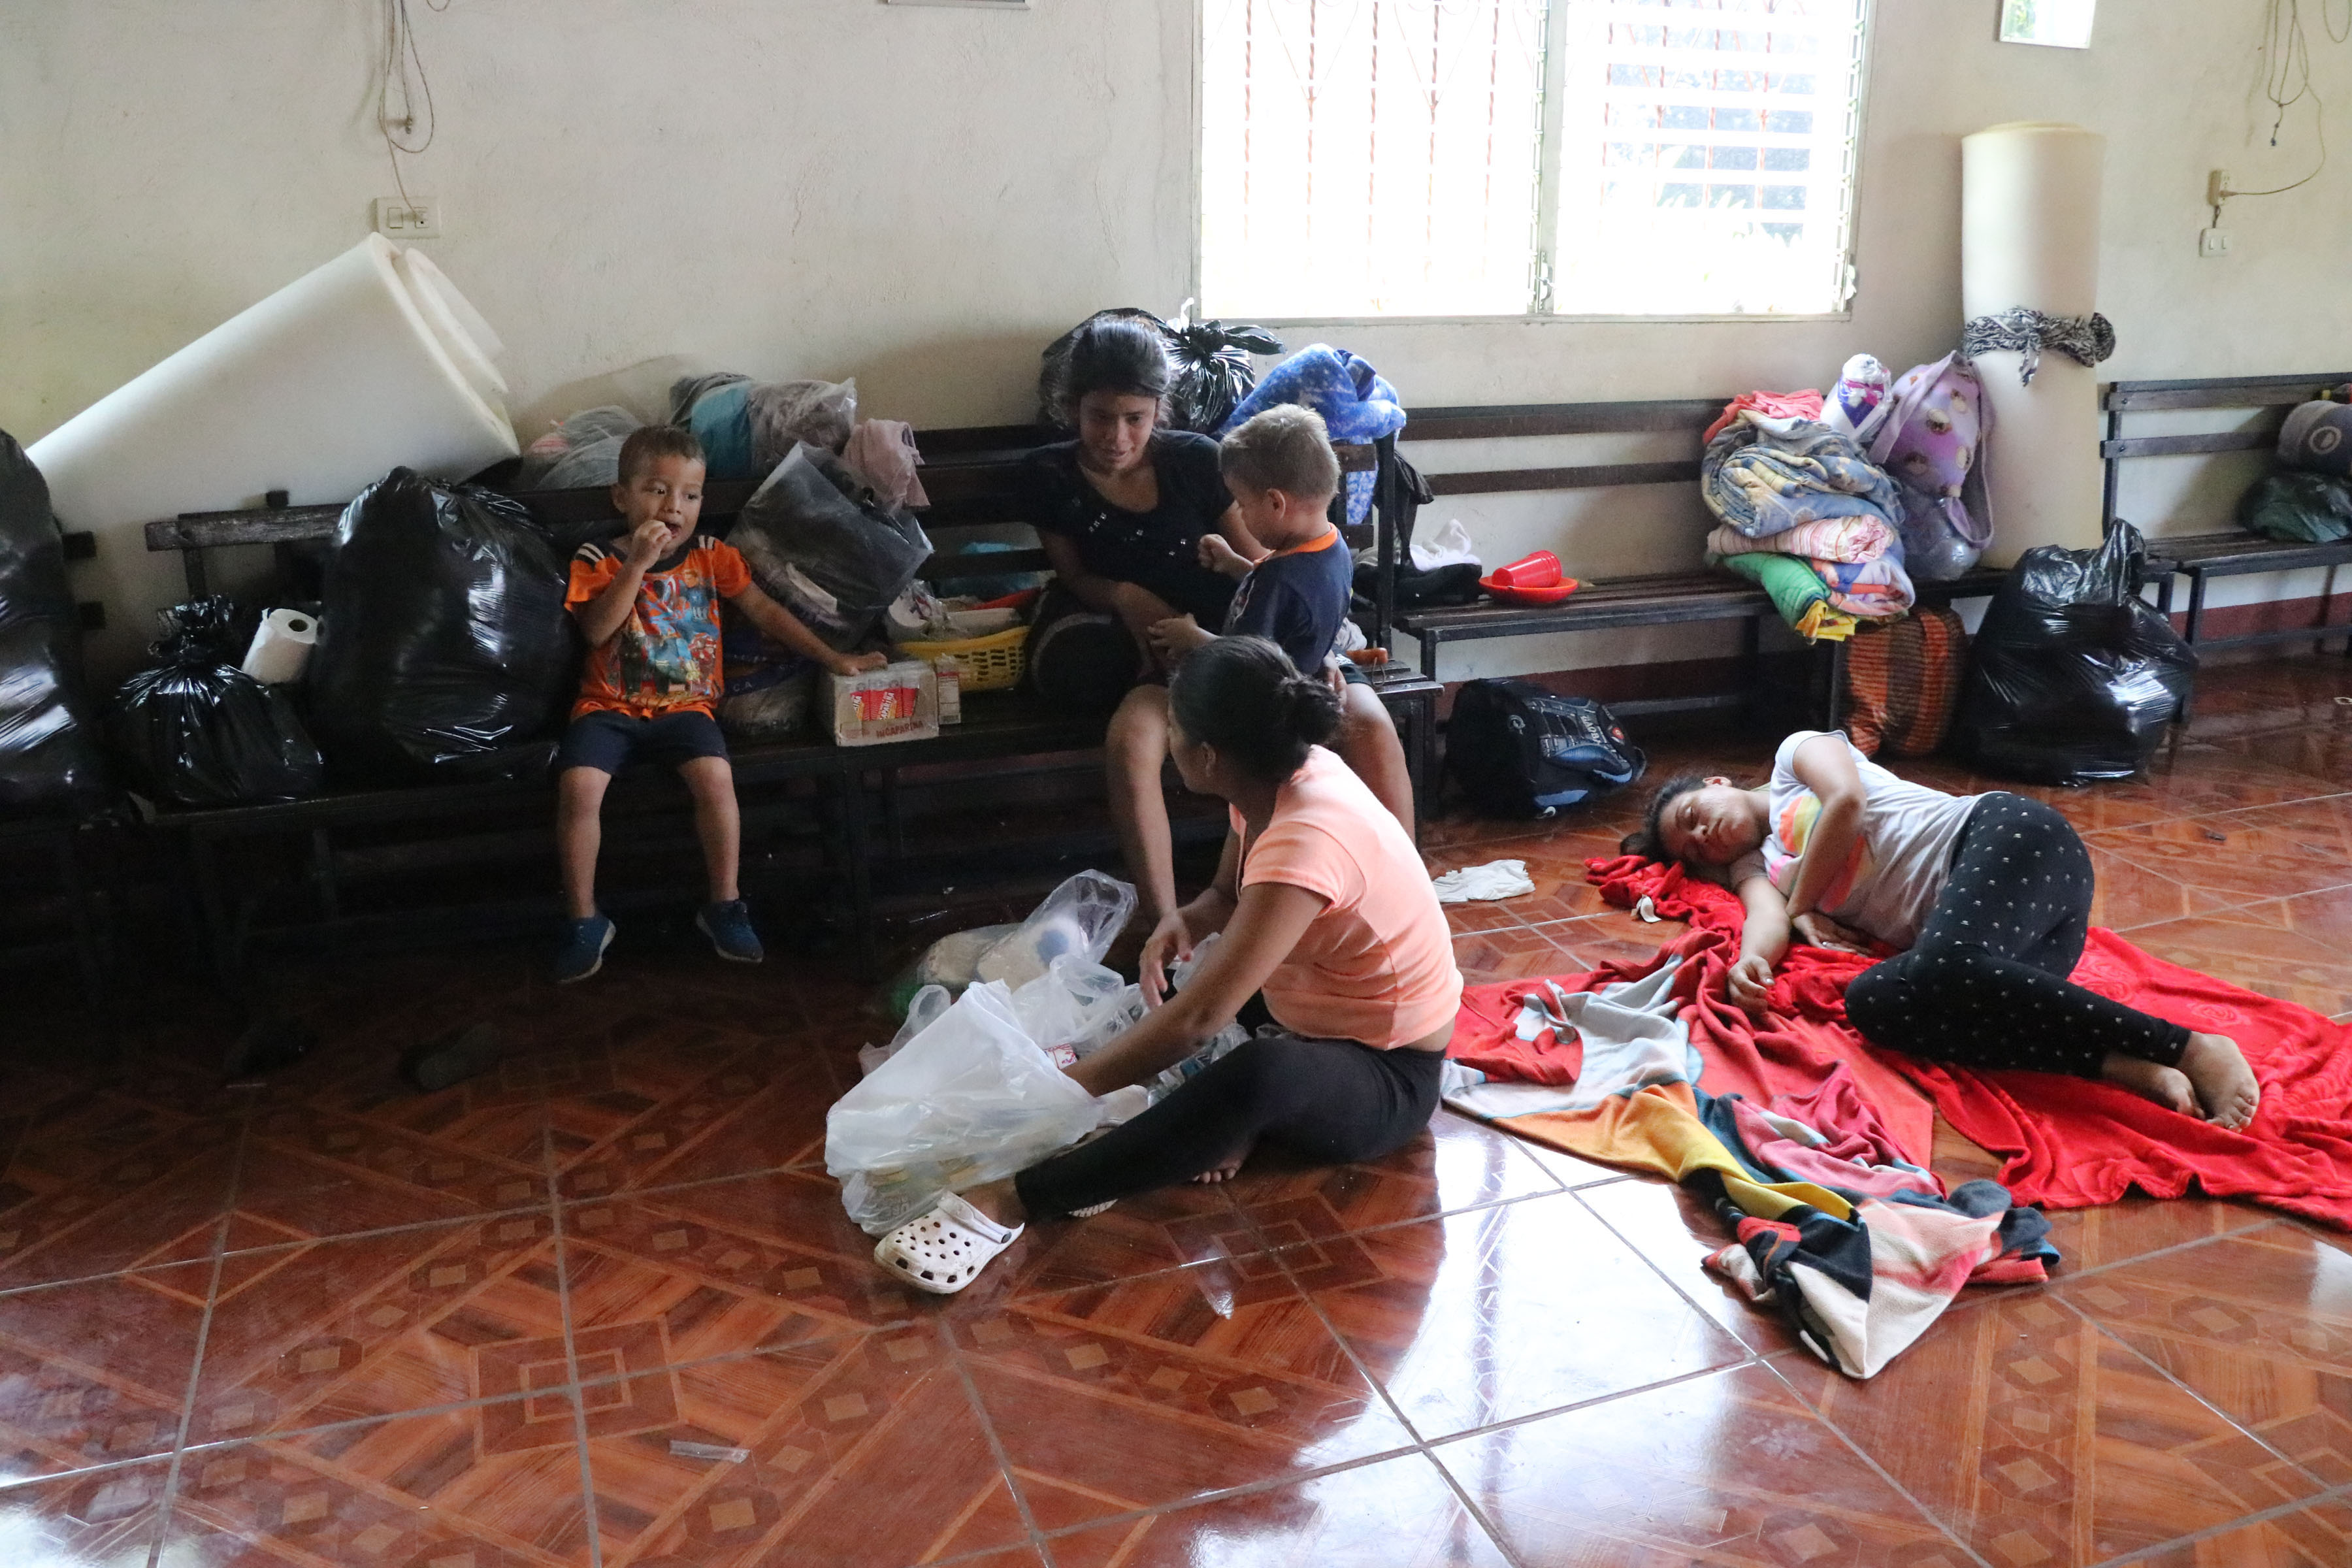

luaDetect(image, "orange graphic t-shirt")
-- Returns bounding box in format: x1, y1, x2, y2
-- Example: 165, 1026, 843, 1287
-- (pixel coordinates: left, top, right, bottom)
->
566, 534, 752, 719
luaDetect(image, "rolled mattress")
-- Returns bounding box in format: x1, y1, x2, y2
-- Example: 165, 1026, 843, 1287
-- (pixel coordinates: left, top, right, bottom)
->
28, 233, 518, 674
1961, 121, 2107, 566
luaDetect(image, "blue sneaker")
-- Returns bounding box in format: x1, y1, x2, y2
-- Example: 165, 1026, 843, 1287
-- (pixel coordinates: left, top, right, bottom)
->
553, 915, 615, 984
696, 900, 764, 964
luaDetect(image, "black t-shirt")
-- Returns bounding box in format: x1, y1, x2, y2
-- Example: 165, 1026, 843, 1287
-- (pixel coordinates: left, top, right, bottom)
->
1223, 531, 1352, 673
1022, 432, 1238, 626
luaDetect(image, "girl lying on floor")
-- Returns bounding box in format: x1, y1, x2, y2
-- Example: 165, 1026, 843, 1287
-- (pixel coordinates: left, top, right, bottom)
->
1622, 730, 2261, 1130
874, 636, 1462, 1294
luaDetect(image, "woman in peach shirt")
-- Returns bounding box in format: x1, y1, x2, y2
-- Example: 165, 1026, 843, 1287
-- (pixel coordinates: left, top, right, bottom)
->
875, 636, 1463, 1294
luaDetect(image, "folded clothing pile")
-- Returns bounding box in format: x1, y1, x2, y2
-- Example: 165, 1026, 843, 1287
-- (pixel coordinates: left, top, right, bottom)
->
1701, 391, 1913, 640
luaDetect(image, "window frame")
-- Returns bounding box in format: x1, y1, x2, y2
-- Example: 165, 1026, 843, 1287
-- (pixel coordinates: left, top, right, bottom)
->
1186, 0, 1878, 327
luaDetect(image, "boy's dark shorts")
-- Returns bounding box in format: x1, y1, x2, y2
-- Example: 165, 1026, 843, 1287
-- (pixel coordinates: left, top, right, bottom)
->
556, 709, 729, 776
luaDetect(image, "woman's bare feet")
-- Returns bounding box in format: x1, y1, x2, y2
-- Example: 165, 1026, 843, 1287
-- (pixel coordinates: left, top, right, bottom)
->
1191, 1142, 1255, 1184
2178, 1032, 2262, 1131
2101, 1053, 2200, 1117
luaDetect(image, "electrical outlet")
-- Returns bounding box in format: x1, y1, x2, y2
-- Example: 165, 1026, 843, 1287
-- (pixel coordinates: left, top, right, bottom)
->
2199, 227, 2232, 258
373, 196, 441, 239
2208, 169, 2233, 208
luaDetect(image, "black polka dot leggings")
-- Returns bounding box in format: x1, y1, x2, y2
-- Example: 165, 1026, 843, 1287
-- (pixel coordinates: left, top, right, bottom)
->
1844, 792, 2190, 1077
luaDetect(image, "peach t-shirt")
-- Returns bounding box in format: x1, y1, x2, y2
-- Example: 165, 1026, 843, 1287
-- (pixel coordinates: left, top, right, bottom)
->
1233, 746, 1463, 1049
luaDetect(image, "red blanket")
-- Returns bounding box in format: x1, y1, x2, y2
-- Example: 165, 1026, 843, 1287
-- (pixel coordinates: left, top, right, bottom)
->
1554, 854, 2352, 1229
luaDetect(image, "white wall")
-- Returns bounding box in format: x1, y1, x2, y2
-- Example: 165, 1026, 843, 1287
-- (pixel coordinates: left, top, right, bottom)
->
5, 0, 2348, 676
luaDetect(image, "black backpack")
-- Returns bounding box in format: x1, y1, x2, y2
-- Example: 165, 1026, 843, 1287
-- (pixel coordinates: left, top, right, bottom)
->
1446, 680, 1646, 818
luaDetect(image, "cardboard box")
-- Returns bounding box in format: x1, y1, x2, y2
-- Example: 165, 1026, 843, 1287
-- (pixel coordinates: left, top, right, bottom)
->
828, 660, 939, 746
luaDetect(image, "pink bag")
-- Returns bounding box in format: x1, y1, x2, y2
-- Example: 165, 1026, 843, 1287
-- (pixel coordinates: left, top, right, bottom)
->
1868, 353, 1994, 581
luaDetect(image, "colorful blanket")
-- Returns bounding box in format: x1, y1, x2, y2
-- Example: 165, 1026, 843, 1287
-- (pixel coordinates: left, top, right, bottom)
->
1700, 412, 1904, 543
1587, 854, 2352, 1231
1220, 344, 1405, 527
1444, 917, 2053, 1378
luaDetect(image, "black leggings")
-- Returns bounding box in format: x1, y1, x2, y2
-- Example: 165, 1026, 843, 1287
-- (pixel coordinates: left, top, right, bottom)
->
1013, 1031, 1444, 1217
1844, 792, 2190, 1078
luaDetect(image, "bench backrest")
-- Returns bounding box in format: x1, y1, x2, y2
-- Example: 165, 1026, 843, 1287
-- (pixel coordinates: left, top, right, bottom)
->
2100, 372, 2352, 534
1397, 399, 1725, 498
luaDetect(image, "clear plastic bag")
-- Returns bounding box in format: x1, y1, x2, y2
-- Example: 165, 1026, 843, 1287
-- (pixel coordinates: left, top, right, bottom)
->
858, 983, 952, 1077
974, 870, 1137, 989
827, 981, 1103, 1234
1145, 932, 1251, 1102
514, 406, 642, 491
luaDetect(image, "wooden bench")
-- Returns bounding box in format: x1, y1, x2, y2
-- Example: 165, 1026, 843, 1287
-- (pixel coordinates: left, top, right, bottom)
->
1377, 399, 2008, 719
139, 425, 1443, 980
2100, 373, 2352, 681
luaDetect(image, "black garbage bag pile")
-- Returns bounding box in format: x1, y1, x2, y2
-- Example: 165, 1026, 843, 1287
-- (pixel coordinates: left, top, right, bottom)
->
0, 431, 107, 813
106, 596, 322, 806
1039, 308, 1284, 433
308, 469, 576, 783
1954, 521, 2196, 785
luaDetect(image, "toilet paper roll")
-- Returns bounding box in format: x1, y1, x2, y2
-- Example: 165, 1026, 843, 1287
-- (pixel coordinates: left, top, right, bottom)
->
1961, 122, 2107, 565
27, 234, 518, 678
241, 608, 321, 684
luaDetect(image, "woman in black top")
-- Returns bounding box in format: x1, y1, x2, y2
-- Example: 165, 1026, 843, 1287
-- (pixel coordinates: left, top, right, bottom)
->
1021, 321, 1261, 684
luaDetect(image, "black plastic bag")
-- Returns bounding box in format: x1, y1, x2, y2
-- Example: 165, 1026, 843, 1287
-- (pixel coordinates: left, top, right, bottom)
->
0, 431, 107, 813
308, 469, 576, 783
730, 444, 930, 651
2237, 470, 2352, 544
1038, 308, 1284, 433
1953, 522, 2196, 785
106, 598, 322, 807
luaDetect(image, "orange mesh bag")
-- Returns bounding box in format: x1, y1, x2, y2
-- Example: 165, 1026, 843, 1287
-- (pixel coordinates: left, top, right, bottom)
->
1843, 608, 1967, 758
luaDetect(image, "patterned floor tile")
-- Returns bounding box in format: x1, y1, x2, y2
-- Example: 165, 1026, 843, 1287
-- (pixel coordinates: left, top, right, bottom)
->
579, 1332, 1026, 1568
1422, 837, 1552, 934
551, 1035, 836, 1199
0, 1119, 241, 1289
1523, 911, 1682, 970
0, 1261, 210, 1482
2055, 1226, 2352, 1486
233, 1102, 548, 1243
2085, 845, 2248, 931
1778, 1292, 2320, 1565
2106, 1498, 2352, 1567
953, 1252, 1417, 1531
1447, 924, 1583, 990
2036, 1194, 2276, 1274
165, 1392, 595, 1567
2085, 809, 2352, 906
1576, 1174, 1802, 1354
186, 1215, 563, 1443
1294, 1190, 1750, 1441
0, 1458, 169, 1567
562, 1194, 915, 1365
2115, 907, 2352, 1019
1432, 1362, 1965, 1565
1045, 1448, 1513, 1567
1216, 1109, 1562, 1240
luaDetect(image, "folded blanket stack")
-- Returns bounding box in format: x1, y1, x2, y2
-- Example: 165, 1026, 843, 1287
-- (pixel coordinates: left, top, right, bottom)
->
1699, 394, 1916, 639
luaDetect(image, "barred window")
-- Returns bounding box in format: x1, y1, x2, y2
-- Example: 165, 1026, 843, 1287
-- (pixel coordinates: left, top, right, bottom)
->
1199, 0, 1871, 319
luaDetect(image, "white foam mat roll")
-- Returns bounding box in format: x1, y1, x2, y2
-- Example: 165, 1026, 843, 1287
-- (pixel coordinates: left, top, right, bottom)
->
397, 248, 509, 406
1962, 122, 2107, 566
28, 234, 518, 674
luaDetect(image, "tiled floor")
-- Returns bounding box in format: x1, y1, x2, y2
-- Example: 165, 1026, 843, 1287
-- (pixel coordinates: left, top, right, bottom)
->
6, 653, 2351, 1567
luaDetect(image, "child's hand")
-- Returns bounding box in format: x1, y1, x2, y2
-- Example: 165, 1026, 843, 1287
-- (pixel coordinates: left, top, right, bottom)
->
1198, 534, 1252, 578
825, 650, 889, 677
1146, 615, 1213, 662
1791, 911, 1870, 953
623, 519, 672, 570
1727, 953, 1774, 1016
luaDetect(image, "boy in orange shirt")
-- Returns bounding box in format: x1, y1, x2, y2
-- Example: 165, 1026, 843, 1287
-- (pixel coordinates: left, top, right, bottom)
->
553, 425, 883, 982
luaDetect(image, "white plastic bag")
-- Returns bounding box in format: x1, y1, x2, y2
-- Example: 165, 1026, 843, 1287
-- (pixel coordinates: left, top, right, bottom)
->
858, 983, 951, 1077
975, 870, 1137, 989
1146, 932, 1251, 1102
1009, 955, 1129, 1050
828, 981, 1103, 1235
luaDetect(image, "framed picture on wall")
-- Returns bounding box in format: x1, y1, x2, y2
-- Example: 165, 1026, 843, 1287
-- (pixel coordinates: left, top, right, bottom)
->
1999, 0, 2095, 48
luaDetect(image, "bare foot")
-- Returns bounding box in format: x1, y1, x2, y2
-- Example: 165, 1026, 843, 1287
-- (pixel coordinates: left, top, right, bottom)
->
2101, 1053, 2201, 1119
2178, 1032, 2261, 1131
1190, 1143, 1254, 1184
